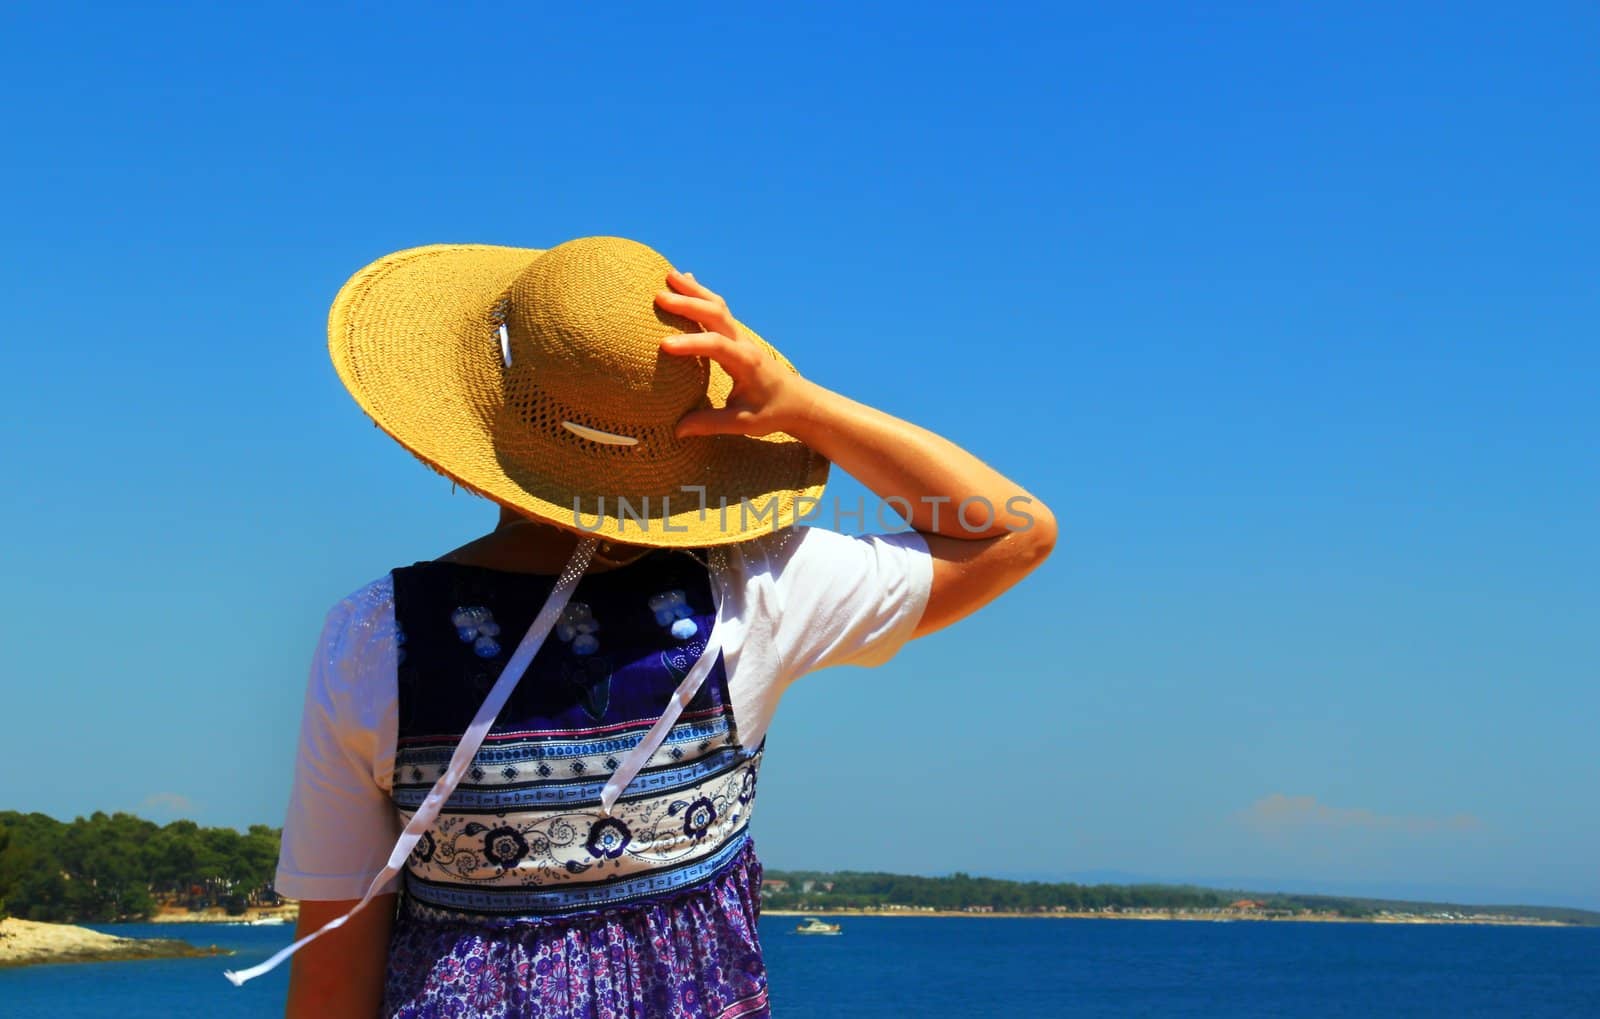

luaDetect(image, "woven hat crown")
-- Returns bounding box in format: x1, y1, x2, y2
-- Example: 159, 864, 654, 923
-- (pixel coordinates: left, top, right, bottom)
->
501, 237, 707, 431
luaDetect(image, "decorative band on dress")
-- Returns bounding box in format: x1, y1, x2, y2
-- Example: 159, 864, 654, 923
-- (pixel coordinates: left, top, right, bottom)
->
401, 828, 754, 924
396, 712, 732, 764
392, 746, 747, 812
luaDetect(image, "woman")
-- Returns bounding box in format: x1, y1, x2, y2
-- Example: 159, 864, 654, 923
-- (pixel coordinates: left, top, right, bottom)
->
261, 236, 1055, 1017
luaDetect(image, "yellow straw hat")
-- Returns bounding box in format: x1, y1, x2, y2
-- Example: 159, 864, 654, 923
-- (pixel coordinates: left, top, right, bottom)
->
328, 235, 829, 547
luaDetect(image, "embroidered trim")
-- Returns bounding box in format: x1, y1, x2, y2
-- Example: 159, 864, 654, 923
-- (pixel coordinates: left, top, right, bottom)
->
403, 827, 752, 918
395, 715, 733, 774
398, 833, 760, 929
391, 745, 746, 812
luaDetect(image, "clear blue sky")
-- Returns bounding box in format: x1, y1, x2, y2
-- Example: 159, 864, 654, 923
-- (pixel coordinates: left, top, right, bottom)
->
2, 3, 1595, 909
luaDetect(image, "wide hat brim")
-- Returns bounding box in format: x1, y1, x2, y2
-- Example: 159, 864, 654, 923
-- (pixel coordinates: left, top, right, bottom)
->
329, 243, 829, 548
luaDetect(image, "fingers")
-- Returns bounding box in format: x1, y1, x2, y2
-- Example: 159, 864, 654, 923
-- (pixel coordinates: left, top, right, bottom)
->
665, 269, 716, 301
674, 405, 759, 438
654, 288, 727, 320
654, 274, 769, 440
655, 289, 735, 337
657, 271, 739, 337
658, 330, 754, 370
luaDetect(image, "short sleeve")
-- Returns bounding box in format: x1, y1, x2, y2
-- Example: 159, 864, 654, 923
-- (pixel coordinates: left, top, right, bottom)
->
274, 576, 402, 901
766, 527, 933, 676
715, 526, 933, 749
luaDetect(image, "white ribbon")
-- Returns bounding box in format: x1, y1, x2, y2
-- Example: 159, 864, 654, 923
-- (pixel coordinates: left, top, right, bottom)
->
598, 549, 731, 815
224, 537, 599, 987
598, 627, 724, 815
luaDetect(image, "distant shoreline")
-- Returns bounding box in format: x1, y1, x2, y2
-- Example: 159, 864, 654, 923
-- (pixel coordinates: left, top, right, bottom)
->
0, 917, 229, 970
145, 905, 298, 926
763, 909, 1577, 928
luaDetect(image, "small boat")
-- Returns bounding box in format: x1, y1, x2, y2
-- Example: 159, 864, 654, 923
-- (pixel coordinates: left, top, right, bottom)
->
245, 916, 291, 926
794, 917, 842, 935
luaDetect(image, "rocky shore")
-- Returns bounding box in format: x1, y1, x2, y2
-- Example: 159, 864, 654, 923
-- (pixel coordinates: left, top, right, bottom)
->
0, 917, 228, 969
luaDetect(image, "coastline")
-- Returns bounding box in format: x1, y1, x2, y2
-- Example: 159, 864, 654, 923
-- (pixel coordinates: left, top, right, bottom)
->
0, 917, 229, 970
146, 905, 298, 926
763, 908, 1576, 928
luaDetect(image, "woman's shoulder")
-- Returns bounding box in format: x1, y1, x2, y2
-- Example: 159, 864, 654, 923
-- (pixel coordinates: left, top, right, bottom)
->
324, 572, 396, 626
305, 573, 401, 728
312, 572, 399, 671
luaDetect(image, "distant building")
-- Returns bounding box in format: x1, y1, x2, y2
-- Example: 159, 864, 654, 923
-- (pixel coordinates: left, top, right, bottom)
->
1229, 899, 1264, 910
760, 880, 789, 898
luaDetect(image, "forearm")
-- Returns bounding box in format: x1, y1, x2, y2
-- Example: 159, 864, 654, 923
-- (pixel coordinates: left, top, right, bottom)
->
285, 896, 394, 1019
782, 380, 1042, 539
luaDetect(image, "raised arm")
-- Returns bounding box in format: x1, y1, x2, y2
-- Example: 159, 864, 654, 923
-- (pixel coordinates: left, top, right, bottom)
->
656, 272, 1056, 637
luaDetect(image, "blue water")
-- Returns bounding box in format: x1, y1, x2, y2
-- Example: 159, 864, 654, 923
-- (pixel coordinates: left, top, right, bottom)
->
1, 918, 1596, 1016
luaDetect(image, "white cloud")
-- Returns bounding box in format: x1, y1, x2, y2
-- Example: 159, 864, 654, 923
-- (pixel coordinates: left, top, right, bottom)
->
139, 792, 195, 816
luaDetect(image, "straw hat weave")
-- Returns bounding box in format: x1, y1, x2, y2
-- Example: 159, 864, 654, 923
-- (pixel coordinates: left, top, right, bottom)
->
328, 236, 828, 547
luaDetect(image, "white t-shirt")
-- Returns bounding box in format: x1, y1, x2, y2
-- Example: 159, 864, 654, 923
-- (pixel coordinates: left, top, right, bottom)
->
275, 526, 934, 901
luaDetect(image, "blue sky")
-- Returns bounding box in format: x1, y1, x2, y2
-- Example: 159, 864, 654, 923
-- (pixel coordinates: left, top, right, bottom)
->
1, 3, 1595, 908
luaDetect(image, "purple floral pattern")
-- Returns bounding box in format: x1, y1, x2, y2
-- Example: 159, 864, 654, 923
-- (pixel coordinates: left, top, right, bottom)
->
383, 839, 768, 1018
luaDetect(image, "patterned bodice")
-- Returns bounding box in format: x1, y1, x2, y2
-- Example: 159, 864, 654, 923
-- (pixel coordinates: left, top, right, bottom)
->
388, 551, 760, 924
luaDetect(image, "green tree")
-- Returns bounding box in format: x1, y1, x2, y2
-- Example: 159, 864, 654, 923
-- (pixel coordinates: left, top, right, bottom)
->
0, 822, 12, 917
0, 810, 282, 923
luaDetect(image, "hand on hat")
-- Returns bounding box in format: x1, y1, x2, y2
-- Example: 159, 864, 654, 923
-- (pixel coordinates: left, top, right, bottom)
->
655, 271, 815, 440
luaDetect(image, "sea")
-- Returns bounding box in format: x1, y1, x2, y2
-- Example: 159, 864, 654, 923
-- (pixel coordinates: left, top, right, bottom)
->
2, 916, 1597, 1017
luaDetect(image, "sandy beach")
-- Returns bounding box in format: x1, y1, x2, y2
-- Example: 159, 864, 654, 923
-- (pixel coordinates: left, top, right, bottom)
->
0, 917, 227, 969
146, 904, 298, 925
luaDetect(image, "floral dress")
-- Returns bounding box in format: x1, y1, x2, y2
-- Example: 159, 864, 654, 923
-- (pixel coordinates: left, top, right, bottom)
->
381, 551, 768, 1019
